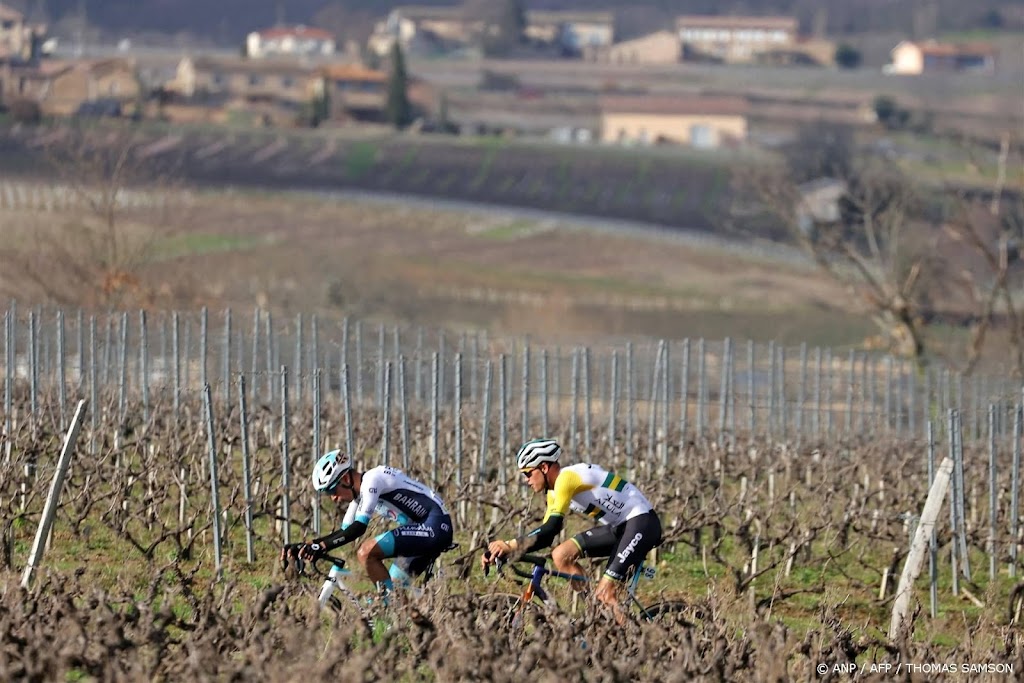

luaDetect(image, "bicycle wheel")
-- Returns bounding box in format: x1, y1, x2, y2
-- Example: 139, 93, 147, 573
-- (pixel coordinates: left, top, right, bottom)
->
320, 590, 375, 638
638, 600, 696, 627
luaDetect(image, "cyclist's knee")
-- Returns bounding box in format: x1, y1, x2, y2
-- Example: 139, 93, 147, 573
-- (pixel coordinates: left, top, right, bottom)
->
552, 541, 580, 569
357, 540, 386, 565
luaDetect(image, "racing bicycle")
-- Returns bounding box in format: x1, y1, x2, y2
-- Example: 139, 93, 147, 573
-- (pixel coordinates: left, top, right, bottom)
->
283, 543, 459, 638
481, 551, 694, 636
283, 548, 377, 635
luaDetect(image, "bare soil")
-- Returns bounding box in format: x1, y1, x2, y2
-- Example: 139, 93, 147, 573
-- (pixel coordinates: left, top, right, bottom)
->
126, 189, 870, 346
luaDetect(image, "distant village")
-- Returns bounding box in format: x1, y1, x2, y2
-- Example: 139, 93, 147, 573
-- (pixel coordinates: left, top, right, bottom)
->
0, 2, 1003, 149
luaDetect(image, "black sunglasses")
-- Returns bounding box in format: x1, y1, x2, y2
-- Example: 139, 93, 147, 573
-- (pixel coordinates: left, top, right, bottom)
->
325, 473, 348, 494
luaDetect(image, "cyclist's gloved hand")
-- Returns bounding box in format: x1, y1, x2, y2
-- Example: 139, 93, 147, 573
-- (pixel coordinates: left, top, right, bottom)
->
298, 540, 328, 562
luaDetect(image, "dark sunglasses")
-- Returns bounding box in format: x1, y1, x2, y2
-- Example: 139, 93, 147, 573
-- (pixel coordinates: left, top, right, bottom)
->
521, 469, 536, 480
325, 473, 347, 494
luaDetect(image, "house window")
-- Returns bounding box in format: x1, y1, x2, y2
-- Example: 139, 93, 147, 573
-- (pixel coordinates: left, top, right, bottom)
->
249, 74, 263, 86
212, 72, 224, 86
281, 76, 294, 88
108, 82, 120, 95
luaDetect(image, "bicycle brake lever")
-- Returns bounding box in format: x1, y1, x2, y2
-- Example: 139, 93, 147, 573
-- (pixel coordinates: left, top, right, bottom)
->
282, 545, 302, 573
483, 550, 507, 577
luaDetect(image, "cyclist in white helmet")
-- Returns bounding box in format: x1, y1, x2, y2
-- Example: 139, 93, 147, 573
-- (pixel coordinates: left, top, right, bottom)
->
481, 438, 662, 623
282, 450, 453, 597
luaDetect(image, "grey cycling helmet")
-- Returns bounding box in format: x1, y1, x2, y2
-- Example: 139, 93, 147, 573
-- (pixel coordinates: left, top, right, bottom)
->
516, 439, 561, 471
312, 449, 353, 492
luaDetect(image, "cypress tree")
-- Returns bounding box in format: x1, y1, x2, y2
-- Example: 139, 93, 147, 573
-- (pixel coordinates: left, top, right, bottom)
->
386, 42, 413, 129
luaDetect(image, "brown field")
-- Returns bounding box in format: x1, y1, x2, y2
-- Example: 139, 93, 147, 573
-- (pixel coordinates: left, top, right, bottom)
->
2, 187, 875, 347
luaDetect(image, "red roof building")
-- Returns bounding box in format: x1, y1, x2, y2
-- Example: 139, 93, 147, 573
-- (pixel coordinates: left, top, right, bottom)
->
246, 25, 336, 59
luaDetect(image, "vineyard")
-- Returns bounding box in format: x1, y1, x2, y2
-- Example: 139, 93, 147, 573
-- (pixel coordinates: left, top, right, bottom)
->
2, 309, 1024, 680
0, 122, 738, 235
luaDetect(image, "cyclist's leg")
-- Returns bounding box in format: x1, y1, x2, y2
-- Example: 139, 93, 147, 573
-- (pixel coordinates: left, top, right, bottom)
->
365, 513, 453, 590
556, 523, 620, 591
393, 553, 435, 584
389, 557, 415, 587
356, 536, 393, 592
596, 511, 663, 622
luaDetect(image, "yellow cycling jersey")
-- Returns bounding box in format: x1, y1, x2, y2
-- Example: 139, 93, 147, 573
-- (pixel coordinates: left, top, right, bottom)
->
543, 463, 653, 526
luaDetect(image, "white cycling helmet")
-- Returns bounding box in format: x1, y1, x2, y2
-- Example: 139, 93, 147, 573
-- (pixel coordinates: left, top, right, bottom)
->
312, 450, 352, 492
516, 439, 561, 471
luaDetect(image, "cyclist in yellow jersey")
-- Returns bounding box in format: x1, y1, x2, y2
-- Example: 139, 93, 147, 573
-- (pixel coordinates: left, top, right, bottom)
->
482, 439, 663, 623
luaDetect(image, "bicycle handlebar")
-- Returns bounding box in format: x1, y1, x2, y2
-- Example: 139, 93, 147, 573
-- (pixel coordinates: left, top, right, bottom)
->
483, 551, 587, 583
310, 551, 348, 574
282, 545, 348, 578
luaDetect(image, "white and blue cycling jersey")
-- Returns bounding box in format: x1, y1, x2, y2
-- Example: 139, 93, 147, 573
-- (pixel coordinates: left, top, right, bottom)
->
342, 466, 449, 529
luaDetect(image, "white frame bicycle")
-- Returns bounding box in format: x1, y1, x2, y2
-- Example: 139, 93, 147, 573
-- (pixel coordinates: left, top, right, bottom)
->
284, 549, 375, 633
316, 556, 359, 611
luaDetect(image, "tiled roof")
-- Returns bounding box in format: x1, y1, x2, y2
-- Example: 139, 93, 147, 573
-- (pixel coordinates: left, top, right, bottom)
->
189, 56, 321, 76
526, 10, 614, 25
321, 63, 387, 82
906, 39, 996, 57
675, 15, 798, 31
5, 58, 133, 79
602, 94, 749, 116
0, 3, 23, 21
258, 25, 334, 41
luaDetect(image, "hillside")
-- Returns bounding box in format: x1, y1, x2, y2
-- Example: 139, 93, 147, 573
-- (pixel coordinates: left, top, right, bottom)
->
7, 0, 1021, 45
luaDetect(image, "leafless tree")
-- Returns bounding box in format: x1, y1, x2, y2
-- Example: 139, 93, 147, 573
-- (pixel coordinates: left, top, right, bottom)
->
0, 124, 187, 308
739, 125, 1023, 373
741, 143, 940, 365
938, 133, 1024, 376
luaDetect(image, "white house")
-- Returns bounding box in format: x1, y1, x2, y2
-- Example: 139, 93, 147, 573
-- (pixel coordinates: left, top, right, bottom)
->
245, 25, 336, 59
676, 15, 798, 63
796, 178, 847, 235
887, 39, 995, 75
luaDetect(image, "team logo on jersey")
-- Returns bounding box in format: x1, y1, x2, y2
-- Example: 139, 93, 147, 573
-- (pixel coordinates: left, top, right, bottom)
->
616, 532, 644, 564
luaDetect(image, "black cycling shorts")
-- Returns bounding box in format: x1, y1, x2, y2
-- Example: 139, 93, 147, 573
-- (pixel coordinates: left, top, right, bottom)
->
570, 511, 663, 582
374, 512, 454, 576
